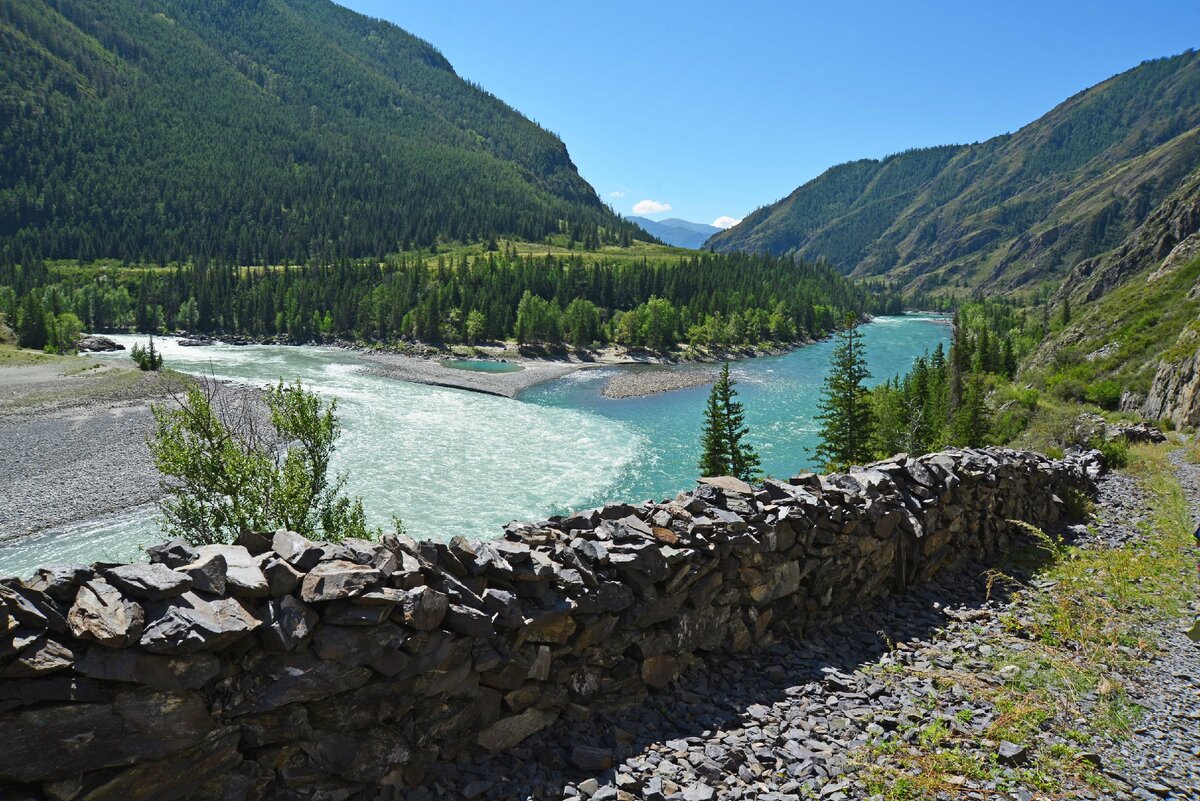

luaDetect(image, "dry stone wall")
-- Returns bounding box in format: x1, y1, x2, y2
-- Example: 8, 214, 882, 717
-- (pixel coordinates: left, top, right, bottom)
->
0, 447, 1101, 801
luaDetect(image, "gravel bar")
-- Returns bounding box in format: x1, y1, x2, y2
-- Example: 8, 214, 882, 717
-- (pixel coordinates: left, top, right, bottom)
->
601, 366, 717, 399
357, 353, 585, 398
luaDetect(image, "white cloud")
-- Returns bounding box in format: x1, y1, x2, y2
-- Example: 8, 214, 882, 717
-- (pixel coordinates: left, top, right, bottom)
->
632, 199, 672, 215
606, 190, 626, 198
712, 216, 742, 230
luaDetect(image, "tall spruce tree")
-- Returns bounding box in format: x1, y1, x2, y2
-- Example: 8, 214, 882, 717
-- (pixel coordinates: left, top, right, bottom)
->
814, 316, 874, 471
698, 364, 761, 481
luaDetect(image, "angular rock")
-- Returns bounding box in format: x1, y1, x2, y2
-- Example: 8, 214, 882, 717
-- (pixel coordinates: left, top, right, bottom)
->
445, 603, 494, 637
67, 580, 144, 648
226, 652, 372, 716
998, 740, 1028, 766
697, 475, 754, 495
145, 539, 200, 570
74, 649, 220, 690
300, 560, 380, 603
259, 596, 318, 653
69, 726, 241, 801
2, 635, 76, 678
400, 586, 449, 631
0, 689, 214, 782
196, 545, 268, 598
178, 553, 227, 596
271, 529, 324, 571
101, 564, 193, 601
138, 592, 260, 653
477, 707, 558, 752
258, 554, 303, 597
28, 564, 91, 603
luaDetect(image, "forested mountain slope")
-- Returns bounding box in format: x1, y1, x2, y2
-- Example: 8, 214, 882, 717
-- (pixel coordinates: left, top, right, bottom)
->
0, 0, 639, 265
708, 50, 1200, 296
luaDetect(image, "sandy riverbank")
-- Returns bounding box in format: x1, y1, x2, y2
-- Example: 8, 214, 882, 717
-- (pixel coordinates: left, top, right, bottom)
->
357, 353, 587, 398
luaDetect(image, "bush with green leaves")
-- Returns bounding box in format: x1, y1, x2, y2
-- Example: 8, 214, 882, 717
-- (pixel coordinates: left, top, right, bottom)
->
150, 379, 379, 545
1090, 436, 1130, 469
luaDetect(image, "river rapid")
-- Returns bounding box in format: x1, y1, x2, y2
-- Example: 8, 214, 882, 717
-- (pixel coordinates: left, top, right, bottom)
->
0, 315, 949, 576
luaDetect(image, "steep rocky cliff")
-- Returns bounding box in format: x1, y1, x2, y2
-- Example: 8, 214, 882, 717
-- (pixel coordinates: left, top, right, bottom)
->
1141, 344, 1200, 427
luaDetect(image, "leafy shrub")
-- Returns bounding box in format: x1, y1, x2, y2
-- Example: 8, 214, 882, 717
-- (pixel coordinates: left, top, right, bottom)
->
151, 379, 384, 545
1085, 380, 1123, 410
1062, 487, 1094, 522
1090, 436, 1130, 469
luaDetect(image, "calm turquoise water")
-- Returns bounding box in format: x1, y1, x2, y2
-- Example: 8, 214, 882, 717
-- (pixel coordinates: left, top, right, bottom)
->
443, 359, 525, 374
0, 315, 948, 576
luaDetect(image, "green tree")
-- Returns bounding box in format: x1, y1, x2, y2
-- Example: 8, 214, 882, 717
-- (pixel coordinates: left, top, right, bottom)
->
131, 336, 165, 371
151, 380, 378, 545
814, 317, 874, 470
698, 363, 761, 481
465, 309, 487, 345
17, 292, 47, 351
950, 374, 991, 447
47, 312, 84, 355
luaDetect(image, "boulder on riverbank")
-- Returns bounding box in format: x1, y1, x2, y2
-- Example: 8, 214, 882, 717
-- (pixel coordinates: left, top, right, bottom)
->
76, 335, 125, 352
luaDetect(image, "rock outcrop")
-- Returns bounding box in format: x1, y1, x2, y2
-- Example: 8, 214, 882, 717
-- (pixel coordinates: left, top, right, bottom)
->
1142, 346, 1200, 428
75, 335, 125, 352
0, 447, 1100, 799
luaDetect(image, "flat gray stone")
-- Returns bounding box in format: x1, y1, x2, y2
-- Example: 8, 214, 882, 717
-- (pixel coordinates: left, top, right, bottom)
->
101, 564, 192, 601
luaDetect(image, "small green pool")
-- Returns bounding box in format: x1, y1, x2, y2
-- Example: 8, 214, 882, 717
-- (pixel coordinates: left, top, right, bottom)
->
442, 359, 525, 374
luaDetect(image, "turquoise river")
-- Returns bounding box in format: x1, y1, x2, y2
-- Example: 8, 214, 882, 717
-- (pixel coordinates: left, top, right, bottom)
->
0, 315, 949, 576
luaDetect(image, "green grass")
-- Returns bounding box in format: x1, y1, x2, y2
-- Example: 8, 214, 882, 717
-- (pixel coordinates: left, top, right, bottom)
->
855, 442, 1197, 798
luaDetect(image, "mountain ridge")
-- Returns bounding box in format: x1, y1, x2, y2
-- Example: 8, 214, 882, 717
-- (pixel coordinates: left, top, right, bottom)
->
707, 50, 1200, 296
627, 216, 721, 249
0, 0, 638, 264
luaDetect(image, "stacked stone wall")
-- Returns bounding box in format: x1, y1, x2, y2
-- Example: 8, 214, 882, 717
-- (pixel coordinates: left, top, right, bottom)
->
0, 447, 1100, 800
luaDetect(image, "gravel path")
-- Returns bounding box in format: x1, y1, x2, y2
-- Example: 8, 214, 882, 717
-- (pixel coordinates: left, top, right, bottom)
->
410, 449, 1200, 801
1092, 448, 1200, 800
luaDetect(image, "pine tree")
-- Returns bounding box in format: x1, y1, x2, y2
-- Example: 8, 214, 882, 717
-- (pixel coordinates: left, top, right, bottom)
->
698, 364, 761, 481
814, 316, 874, 471
17, 291, 47, 350
950, 374, 991, 447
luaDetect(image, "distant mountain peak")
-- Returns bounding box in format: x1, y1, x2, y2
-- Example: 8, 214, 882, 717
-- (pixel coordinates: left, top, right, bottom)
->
628, 216, 721, 249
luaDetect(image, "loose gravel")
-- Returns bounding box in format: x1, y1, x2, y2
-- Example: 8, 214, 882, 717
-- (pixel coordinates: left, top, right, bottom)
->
601, 367, 717, 399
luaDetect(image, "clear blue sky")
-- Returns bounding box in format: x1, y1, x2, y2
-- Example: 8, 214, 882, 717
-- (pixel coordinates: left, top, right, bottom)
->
340, 1, 1199, 228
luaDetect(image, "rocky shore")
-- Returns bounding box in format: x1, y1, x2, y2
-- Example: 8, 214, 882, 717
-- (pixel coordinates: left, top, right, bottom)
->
601, 367, 717, 399
0, 353, 264, 544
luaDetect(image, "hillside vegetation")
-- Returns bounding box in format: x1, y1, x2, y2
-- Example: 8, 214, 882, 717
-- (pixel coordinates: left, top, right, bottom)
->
709, 50, 1200, 297
0, 247, 900, 352
0, 0, 642, 266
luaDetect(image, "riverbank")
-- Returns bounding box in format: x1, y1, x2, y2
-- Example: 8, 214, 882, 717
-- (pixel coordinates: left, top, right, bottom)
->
0, 346, 263, 544
359, 341, 800, 399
